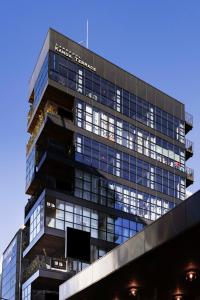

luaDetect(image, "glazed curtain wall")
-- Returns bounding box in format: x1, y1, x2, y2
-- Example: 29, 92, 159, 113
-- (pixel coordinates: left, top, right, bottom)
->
75, 99, 185, 171
75, 134, 185, 200
48, 51, 185, 143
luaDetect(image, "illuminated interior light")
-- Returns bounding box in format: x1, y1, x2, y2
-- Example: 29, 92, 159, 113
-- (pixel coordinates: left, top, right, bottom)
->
129, 286, 138, 297
186, 269, 198, 282
173, 294, 183, 300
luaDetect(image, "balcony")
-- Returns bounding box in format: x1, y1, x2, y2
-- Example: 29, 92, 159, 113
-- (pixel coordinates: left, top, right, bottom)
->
27, 102, 59, 155
36, 139, 74, 170
186, 166, 194, 187
23, 255, 74, 283
185, 111, 193, 134
26, 137, 74, 195
27, 82, 75, 135
185, 139, 193, 160
28, 104, 34, 123
25, 195, 38, 218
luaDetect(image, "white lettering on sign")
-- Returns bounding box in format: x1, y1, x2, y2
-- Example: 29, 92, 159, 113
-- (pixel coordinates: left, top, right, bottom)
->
54, 43, 96, 72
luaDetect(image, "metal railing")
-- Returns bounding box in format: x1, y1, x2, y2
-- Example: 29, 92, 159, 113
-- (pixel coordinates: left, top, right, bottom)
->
185, 166, 194, 181
185, 111, 193, 127
23, 255, 72, 282
26, 110, 73, 155
27, 104, 34, 123
185, 139, 193, 153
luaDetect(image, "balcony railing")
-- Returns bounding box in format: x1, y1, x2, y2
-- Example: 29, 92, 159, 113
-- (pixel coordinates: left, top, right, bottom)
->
28, 104, 34, 123
23, 255, 73, 282
27, 102, 59, 155
185, 139, 193, 153
185, 139, 193, 161
185, 166, 194, 185
185, 112, 193, 127
185, 112, 193, 134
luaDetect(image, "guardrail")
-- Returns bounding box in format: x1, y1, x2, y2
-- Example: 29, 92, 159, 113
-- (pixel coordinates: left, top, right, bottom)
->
185, 139, 193, 153
185, 112, 193, 127
185, 166, 194, 181
23, 255, 71, 282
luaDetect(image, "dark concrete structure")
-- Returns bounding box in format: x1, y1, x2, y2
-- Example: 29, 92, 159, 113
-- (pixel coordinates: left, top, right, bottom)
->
60, 190, 200, 300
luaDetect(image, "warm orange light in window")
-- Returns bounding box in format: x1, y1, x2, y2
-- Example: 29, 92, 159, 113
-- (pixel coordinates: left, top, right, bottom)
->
129, 287, 138, 297
174, 294, 183, 300
186, 270, 197, 281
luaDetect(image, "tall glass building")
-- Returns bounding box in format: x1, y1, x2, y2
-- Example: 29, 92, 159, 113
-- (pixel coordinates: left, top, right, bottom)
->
0, 230, 22, 300
1, 28, 194, 299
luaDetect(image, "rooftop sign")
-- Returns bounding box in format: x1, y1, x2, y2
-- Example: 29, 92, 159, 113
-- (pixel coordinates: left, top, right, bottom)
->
54, 43, 96, 72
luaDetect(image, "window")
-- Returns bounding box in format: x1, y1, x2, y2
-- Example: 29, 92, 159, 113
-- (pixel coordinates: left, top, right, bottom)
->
22, 284, 31, 300
76, 69, 83, 93
26, 147, 35, 187
46, 198, 144, 244
75, 100, 185, 171
75, 134, 185, 200
1, 236, 19, 300
49, 51, 185, 143
74, 169, 176, 221
30, 204, 43, 242
33, 54, 48, 108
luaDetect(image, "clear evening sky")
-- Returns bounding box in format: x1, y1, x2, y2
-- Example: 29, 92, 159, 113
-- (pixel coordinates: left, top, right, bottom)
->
0, 0, 199, 257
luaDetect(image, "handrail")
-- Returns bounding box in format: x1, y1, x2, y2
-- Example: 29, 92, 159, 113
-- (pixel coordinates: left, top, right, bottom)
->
185, 112, 193, 127
23, 255, 72, 282
185, 166, 194, 180
185, 139, 193, 152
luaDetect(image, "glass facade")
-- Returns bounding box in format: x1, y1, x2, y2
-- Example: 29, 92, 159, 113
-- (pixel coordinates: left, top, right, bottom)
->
68, 246, 106, 273
3, 30, 193, 300
46, 199, 144, 244
29, 203, 44, 243
1, 236, 19, 300
75, 134, 185, 200
33, 55, 48, 109
74, 169, 175, 221
70, 260, 90, 273
75, 99, 185, 171
26, 146, 35, 187
48, 51, 185, 143
22, 284, 31, 300
22, 33, 193, 297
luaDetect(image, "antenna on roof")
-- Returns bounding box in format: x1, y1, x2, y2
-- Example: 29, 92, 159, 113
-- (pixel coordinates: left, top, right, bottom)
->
78, 20, 89, 49
86, 19, 89, 49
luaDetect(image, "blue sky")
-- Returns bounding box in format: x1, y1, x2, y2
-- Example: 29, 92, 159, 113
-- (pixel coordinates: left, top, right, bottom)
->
0, 0, 199, 256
